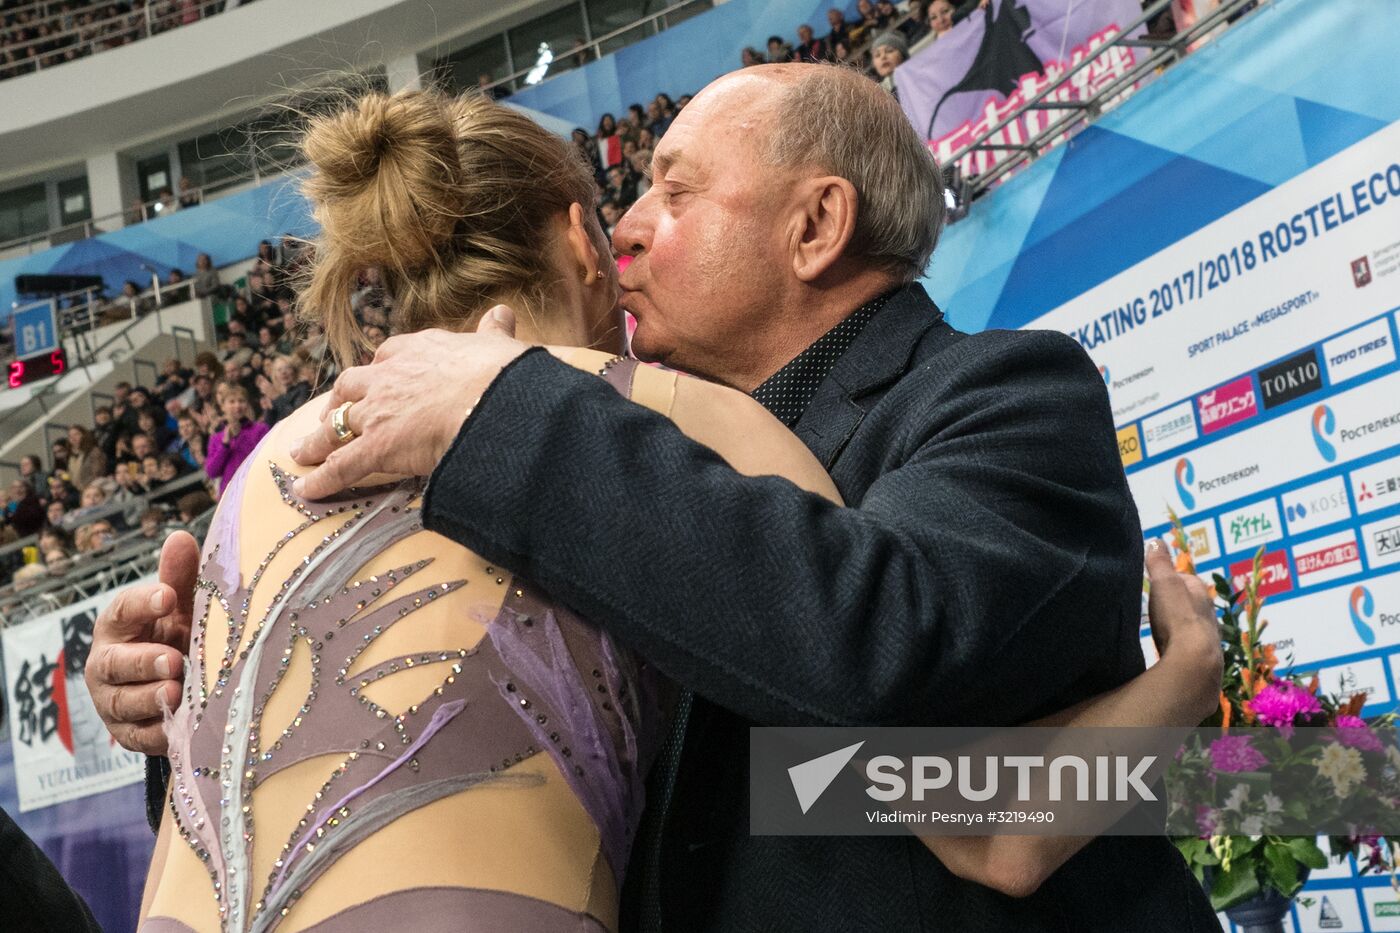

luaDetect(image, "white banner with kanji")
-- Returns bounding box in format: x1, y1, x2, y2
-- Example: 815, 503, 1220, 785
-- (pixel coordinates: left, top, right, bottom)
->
3, 590, 147, 811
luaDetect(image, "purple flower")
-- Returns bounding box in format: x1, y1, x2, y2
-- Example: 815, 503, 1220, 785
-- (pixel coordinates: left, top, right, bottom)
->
1195, 805, 1218, 838
1209, 734, 1268, 773
1333, 715, 1384, 752
1249, 682, 1322, 731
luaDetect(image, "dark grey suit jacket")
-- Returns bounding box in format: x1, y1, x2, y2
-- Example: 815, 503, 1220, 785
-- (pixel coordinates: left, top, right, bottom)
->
420, 283, 1219, 931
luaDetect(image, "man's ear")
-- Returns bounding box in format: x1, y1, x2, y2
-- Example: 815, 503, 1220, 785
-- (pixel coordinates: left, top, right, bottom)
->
791, 176, 858, 283
566, 203, 603, 280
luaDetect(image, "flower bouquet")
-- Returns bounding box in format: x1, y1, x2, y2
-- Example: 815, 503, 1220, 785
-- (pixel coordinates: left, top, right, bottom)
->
1163, 511, 1400, 925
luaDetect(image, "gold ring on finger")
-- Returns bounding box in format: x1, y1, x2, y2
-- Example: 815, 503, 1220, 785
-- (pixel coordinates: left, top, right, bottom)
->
331, 401, 357, 443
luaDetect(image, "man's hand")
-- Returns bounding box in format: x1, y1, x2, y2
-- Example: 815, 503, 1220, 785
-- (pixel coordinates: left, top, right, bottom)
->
1144, 539, 1222, 718
85, 531, 199, 756
290, 306, 529, 499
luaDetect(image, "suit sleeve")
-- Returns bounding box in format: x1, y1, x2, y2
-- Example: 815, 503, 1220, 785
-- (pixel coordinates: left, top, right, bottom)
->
422, 336, 1140, 727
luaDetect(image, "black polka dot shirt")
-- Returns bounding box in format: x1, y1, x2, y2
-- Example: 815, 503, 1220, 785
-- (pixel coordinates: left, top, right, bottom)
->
750, 291, 895, 427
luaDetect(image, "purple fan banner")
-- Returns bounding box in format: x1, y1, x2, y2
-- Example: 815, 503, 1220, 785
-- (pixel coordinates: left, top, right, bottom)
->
895, 0, 1144, 176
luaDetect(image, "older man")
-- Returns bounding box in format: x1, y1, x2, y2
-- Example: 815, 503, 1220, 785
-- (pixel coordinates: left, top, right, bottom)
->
87, 65, 1218, 930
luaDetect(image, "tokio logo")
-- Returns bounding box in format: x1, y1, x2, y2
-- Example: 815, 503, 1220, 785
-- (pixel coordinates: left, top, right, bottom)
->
1312, 404, 1337, 462
1349, 585, 1376, 646
1174, 458, 1196, 511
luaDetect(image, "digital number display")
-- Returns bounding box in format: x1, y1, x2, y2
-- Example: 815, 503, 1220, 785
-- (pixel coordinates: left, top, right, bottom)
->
7, 349, 67, 389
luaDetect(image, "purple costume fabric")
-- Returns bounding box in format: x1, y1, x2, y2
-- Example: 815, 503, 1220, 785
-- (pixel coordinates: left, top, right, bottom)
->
145, 360, 663, 932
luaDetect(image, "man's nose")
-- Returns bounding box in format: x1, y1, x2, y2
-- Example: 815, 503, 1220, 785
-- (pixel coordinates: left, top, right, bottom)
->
612, 195, 651, 257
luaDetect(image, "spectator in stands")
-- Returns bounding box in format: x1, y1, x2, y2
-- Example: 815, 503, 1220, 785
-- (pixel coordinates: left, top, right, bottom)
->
901, 0, 931, 44
766, 35, 795, 63
154, 188, 178, 215
111, 380, 140, 433
795, 23, 828, 62
174, 412, 207, 469
178, 489, 215, 523
38, 527, 72, 562
45, 498, 67, 530
66, 425, 108, 487
4, 479, 45, 536
46, 473, 78, 510
571, 127, 604, 183
849, 0, 879, 42
627, 103, 647, 129
60, 481, 110, 531
193, 252, 222, 298
598, 199, 623, 238
220, 329, 253, 368
155, 357, 191, 403
911, 0, 956, 54
135, 409, 174, 453
92, 407, 118, 462
49, 438, 72, 477
629, 149, 653, 197
139, 507, 166, 540
261, 355, 311, 427
605, 164, 638, 209
17, 454, 44, 493
178, 176, 200, 209
826, 8, 852, 49
871, 32, 909, 97
86, 519, 115, 551
597, 113, 619, 153
11, 563, 47, 589
205, 381, 269, 496
477, 71, 508, 101
740, 46, 765, 67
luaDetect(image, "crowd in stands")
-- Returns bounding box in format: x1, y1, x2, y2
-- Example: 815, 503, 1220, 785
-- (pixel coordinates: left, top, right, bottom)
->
0, 0, 250, 80
0, 233, 352, 595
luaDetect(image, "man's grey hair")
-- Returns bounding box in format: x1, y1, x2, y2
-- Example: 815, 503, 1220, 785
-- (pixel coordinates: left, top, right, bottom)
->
767, 66, 945, 282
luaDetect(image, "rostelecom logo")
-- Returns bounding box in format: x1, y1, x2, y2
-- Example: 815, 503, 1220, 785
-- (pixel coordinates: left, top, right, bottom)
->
1312, 404, 1337, 462
1099, 365, 1110, 385
1349, 585, 1376, 646
1174, 458, 1196, 511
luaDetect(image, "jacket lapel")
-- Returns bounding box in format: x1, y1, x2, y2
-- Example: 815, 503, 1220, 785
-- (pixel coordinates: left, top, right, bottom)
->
794, 284, 945, 468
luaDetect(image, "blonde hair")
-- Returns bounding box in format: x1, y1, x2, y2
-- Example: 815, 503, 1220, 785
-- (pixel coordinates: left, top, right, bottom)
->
298, 88, 597, 366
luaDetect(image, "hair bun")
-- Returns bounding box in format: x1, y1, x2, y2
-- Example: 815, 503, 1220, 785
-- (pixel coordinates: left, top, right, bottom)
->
302, 90, 467, 273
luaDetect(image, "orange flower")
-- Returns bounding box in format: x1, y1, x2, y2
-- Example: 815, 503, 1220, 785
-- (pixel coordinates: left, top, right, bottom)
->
1174, 550, 1195, 574
1220, 692, 1232, 731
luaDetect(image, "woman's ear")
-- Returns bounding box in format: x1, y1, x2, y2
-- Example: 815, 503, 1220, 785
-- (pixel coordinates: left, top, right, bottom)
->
566, 203, 603, 281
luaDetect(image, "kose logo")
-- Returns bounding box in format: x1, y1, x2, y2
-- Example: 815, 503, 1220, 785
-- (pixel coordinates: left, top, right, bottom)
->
1312, 405, 1337, 461
1282, 477, 1351, 536
1257, 349, 1323, 409
1350, 586, 1375, 645
1175, 458, 1196, 511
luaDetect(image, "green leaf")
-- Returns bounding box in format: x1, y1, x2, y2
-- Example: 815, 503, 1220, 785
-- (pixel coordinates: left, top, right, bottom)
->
1285, 837, 1329, 869
1264, 842, 1300, 897
1208, 860, 1262, 911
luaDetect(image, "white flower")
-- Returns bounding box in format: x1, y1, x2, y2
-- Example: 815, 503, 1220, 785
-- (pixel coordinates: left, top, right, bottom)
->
1240, 816, 1264, 836
1224, 783, 1251, 811
1262, 793, 1283, 813
1317, 743, 1366, 797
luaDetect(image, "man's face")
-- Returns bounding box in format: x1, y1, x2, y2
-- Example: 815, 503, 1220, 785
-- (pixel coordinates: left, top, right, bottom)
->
614, 72, 800, 385
767, 39, 783, 56
47, 501, 64, 523
798, 25, 813, 43
133, 435, 154, 459
828, 8, 843, 27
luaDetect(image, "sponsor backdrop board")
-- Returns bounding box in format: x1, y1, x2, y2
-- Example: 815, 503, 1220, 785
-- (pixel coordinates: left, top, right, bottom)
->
3, 593, 147, 811
922, 1, 1400, 929
0, 586, 156, 933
